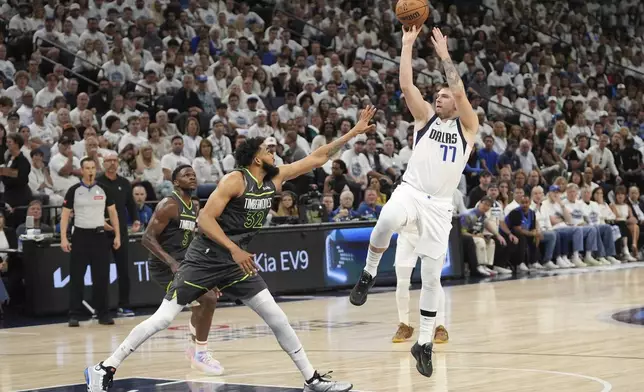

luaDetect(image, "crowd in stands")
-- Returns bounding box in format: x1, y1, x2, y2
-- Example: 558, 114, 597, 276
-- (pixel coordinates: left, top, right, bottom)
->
0, 0, 640, 288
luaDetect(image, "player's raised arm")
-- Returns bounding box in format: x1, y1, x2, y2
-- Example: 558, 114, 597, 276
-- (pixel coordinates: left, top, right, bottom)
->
430, 27, 479, 135
273, 106, 377, 184
400, 25, 435, 123
142, 198, 180, 272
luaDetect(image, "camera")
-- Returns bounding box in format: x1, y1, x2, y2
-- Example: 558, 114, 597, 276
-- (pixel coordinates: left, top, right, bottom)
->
299, 185, 326, 223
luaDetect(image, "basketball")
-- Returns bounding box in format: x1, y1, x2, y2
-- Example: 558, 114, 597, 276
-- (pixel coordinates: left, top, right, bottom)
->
396, 0, 430, 28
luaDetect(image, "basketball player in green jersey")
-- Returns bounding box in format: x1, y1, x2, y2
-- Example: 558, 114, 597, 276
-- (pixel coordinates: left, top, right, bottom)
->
86, 106, 377, 392
142, 165, 223, 375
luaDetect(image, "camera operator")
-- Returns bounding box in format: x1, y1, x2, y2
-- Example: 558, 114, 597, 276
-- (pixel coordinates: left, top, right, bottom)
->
324, 159, 361, 209
299, 184, 326, 223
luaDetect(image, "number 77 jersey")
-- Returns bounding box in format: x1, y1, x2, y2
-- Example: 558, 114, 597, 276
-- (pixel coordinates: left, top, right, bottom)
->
402, 114, 472, 199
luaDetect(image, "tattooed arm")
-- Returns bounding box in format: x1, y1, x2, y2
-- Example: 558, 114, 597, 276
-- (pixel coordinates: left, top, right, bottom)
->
273, 106, 377, 184
431, 28, 479, 137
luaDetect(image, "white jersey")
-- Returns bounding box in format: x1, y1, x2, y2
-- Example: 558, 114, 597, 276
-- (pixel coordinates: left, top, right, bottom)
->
402, 114, 472, 199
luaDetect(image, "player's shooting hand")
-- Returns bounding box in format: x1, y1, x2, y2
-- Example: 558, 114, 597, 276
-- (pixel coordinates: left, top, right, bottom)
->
352, 105, 377, 135
430, 27, 450, 60
231, 247, 258, 276
401, 24, 422, 47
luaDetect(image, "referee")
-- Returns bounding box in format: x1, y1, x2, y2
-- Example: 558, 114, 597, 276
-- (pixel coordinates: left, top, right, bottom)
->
61, 157, 121, 327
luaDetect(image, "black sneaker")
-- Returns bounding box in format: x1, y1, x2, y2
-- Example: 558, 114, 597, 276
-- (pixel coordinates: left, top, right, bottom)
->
349, 270, 375, 306
68, 317, 80, 327
98, 315, 115, 325
411, 342, 434, 378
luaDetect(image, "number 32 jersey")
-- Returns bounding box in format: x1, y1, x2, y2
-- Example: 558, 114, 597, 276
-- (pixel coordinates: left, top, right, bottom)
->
402, 114, 472, 199
214, 168, 276, 249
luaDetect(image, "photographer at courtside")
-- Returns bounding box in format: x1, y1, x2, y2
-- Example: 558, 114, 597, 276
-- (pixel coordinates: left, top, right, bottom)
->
61, 157, 121, 327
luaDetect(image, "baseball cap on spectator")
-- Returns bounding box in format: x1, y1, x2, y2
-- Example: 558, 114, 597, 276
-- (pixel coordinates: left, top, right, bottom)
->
69, 3, 80, 10
547, 96, 557, 103
304, 78, 316, 86
479, 196, 493, 204
387, 121, 396, 128
196, 74, 208, 83
354, 134, 367, 144
7, 112, 19, 121
549, 185, 561, 193
223, 38, 236, 46
246, 94, 259, 102
167, 108, 179, 115
278, 67, 289, 75
256, 109, 267, 117
528, 96, 537, 103
265, 137, 277, 146
617, 84, 626, 89
30, 149, 44, 158
59, 135, 75, 145
211, 116, 223, 125
599, 111, 608, 117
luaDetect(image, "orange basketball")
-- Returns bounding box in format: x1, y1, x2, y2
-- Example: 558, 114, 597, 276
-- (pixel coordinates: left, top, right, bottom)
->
395, 0, 430, 28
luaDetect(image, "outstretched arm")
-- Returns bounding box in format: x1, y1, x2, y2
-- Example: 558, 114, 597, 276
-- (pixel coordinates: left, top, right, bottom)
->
273, 106, 377, 186
431, 28, 479, 136
400, 25, 434, 123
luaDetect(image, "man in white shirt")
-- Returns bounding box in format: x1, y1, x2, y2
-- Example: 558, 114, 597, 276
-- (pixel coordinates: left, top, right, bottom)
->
68, 4, 89, 36
562, 184, 600, 266
516, 139, 539, 175
207, 119, 233, 164
118, 116, 147, 152
34, 73, 64, 109
28, 149, 64, 205
581, 186, 621, 264
503, 187, 524, 216
49, 136, 81, 196
29, 105, 56, 148
529, 186, 559, 269
71, 126, 98, 158
277, 92, 304, 123
160, 136, 191, 180
340, 134, 370, 189
540, 97, 561, 129
247, 110, 272, 139
379, 138, 402, 179
487, 86, 512, 119
569, 114, 592, 140
588, 135, 620, 180
541, 185, 585, 268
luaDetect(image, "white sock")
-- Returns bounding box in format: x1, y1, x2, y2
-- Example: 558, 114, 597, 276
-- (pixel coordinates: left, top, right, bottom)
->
189, 320, 196, 338
395, 266, 414, 325
103, 299, 183, 368
243, 289, 315, 381
195, 339, 207, 354
365, 248, 383, 277
418, 310, 437, 345
572, 251, 580, 259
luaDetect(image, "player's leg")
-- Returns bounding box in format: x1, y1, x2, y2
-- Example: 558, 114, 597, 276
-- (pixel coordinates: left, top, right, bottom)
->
392, 232, 417, 343
411, 252, 444, 378
84, 262, 216, 392
433, 265, 449, 344
350, 189, 411, 306
232, 277, 352, 392
188, 290, 223, 375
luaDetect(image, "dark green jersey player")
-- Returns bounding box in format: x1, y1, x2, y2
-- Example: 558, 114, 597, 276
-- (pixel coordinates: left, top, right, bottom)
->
140, 165, 222, 375
87, 106, 377, 392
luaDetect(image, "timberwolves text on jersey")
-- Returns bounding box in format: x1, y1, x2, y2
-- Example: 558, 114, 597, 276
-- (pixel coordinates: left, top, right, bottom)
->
243, 197, 272, 229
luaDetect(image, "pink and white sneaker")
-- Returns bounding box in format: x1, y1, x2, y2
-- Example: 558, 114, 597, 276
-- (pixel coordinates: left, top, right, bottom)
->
189, 349, 225, 375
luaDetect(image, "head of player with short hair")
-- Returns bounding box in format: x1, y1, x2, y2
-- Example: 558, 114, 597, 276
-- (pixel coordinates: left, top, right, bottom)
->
234, 136, 279, 181
80, 156, 97, 184
434, 83, 458, 120
172, 164, 197, 195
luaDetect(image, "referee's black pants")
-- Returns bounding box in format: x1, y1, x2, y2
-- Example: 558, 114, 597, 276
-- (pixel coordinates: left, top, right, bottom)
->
109, 231, 130, 308
69, 228, 110, 318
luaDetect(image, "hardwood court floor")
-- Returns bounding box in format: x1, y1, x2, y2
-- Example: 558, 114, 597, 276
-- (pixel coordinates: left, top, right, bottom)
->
2, 267, 644, 391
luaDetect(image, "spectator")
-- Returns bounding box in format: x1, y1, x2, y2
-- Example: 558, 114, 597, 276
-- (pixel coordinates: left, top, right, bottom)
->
181, 117, 203, 161
581, 186, 621, 265
593, 187, 635, 262
161, 136, 191, 181
619, 138, 643, 190
329, 190, 358, 222
478, 135, 499, 175
193, 138, 224, 199
49, 135, 81, 197
1, 133, 33, 220
28, 149, 64, 206
135, 143, 166, 198
588, 135, 620, 182
460, 196, 500, 276
503, 186, 524, 216
16, 200, 53, 236
611, 186, 640, 260
563, 184, 600, 266
541, 185, 584, 268
356, 188, 382, 220
147, 124, 171, 160
505, 194, 541, 272
467, 170, 492, 208
498, 139, 521, 173
273, 192, 299, 219
368, 177, 387, 206
530, 186, 560, 269
128, 184, 152, 227
517, 139, 539, 175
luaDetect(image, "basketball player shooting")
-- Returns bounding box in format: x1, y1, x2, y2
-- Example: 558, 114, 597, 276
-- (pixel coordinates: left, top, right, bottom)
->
349, 26, 478, 378
85, 106, 378, 392
142, 165, 223, 375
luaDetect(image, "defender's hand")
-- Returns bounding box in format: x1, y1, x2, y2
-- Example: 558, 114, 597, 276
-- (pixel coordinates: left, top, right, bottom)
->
352, 106, 377, 135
